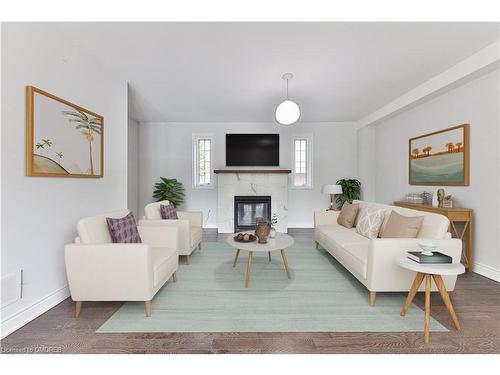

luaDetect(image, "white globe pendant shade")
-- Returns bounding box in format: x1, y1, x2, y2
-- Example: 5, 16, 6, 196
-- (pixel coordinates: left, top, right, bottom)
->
275, 99, 300, 125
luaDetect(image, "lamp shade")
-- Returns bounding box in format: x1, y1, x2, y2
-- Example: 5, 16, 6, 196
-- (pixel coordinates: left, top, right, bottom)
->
275, 100, 300, 125
322, 184, 343, 195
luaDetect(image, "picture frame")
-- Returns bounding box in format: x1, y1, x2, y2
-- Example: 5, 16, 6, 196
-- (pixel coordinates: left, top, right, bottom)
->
409, 124, 469, 186
26, 86, 104, 178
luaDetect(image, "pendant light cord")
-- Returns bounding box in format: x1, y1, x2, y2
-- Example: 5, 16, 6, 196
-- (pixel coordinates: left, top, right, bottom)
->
286, 78, 289, 99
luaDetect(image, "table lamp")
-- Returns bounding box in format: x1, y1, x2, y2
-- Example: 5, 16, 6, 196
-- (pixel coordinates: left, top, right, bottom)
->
322, 184, 343, 210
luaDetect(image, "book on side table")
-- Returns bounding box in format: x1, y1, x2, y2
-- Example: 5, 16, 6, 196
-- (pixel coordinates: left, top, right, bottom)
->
407, 251, 452, 264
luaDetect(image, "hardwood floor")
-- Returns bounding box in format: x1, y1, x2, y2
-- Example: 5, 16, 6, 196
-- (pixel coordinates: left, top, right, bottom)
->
1, 229, 499, 354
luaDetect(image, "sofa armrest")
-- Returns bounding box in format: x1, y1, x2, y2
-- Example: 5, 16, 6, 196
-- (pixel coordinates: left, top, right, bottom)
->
366, 238, 462, 290
138, 219, 190, 252
138, 225, 179, 252
177, 211, 203, 228
64, 243, 154, 301
314, 210, 340, 226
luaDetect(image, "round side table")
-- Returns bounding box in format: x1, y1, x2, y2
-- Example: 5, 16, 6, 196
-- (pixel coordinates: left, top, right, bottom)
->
226, 232, 294, 288
398, 258, 465, 344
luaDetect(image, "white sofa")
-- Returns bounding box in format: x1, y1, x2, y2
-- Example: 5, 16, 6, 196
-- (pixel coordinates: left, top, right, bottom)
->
314, 200, 462, 305
142, 200, 203, 264
65, 209, 179, 317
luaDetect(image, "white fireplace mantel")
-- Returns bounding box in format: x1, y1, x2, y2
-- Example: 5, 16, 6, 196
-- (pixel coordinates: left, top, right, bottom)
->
216, 170, 290, 233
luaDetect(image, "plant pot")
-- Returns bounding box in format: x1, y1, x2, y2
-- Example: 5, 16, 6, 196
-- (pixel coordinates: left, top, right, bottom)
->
255, 218, 270, 244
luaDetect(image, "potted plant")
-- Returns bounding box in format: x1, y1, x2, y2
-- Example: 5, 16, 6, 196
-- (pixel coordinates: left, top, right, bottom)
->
152, 177, 185, 207
335, 179, 361, 209
270, 213, 278, 238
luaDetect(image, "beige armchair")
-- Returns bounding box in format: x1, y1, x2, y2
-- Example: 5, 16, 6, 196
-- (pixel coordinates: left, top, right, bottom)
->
64, 209, 179, 318
141, 201, 203, 265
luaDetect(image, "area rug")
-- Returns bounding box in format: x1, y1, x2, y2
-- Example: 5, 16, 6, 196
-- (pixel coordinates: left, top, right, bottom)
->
97, 241, 448, 333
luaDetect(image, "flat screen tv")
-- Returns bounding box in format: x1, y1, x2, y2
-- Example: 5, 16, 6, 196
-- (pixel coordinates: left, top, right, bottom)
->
226, 134, 279, 166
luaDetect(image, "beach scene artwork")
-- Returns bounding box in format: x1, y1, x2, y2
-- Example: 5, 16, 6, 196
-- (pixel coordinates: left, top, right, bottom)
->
409, 124, 469, 186
26, 86, 103, 177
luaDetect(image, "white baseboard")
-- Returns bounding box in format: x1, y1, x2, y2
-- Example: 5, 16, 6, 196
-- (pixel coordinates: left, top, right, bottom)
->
473, 262, 500, 282
1, 285, 70, 339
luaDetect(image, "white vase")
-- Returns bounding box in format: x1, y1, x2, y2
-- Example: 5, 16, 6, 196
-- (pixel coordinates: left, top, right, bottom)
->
432, 191, 439, 207
269, 227, 276, 238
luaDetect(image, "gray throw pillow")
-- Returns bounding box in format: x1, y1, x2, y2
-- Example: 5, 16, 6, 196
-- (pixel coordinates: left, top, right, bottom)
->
337, 202, 359, 229
379, 211, 424, 238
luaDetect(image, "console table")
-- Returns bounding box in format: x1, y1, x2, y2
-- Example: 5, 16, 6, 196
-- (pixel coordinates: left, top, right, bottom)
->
394, 201, 473, 272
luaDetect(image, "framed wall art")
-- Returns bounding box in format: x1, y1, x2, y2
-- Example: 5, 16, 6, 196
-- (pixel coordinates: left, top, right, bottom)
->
26, 86, 104, 178
409, 124, 469, 186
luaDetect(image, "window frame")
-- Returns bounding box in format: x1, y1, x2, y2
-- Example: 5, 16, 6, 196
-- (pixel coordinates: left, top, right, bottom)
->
192, 133, 215, 189
291, 134, 313, 189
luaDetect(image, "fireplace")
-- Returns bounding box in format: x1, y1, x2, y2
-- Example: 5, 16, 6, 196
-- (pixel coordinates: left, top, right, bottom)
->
234, 196, 271, 233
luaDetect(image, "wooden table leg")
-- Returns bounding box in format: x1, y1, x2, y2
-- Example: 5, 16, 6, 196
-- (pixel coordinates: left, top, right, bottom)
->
401, 272, 425, 316
268, 252, 272, 262
233, 249, 240, 268
432, 274, 461, 330
245, 251, 253, 288
280, 249, 292, 280
424, 274, 431, 344
466, 219, 473, 272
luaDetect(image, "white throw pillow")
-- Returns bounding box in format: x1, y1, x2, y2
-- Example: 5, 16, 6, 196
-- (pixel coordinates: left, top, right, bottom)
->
355, 207, 386, 239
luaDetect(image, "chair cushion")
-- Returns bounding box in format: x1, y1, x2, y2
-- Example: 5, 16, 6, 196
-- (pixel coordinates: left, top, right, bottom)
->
380, 211, 424, 238
160, 203, 178, 220
190, 226, 202, 248
106, 212, 142, 243
77, 209, 130, 244
153, 247, 178, 287
337, 202, 359, 229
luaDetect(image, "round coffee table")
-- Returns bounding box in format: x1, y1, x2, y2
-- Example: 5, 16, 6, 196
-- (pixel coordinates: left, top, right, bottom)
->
398, 258, 465, 344
226, 232, 294, 288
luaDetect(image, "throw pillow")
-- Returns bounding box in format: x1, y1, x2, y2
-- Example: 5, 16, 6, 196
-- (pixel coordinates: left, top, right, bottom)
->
160, 203, 178, 220
106, 212, 142, 243
379, 211, 424, 238
355, 207, 386, 239
337, 202, 359, 229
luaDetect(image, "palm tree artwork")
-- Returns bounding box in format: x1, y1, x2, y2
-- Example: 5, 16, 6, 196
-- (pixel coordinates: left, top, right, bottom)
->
62, 110, 102, 175
41, 138, 52, 157
445, 142, 454, 153
456, 142, 462, 152
55, 152, 64, 162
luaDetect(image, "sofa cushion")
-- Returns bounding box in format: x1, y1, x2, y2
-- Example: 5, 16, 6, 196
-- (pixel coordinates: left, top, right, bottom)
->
342, 242, 369, 279
144, 200, 170, 220
337, 202, 359, 229
353, 200, 449, 239
160, 203, 178, 220
355, 207, 386, 239
380, 211, 424, 238
106, 212, 142, 243
153, 247, 177, 287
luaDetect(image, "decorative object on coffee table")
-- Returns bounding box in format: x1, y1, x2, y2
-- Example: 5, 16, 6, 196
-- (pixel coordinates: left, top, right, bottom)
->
153, 177, 185, 207
443, 194, 453, 208
335, 179, 361, 209
398, 257, 464, 344
421, 191, 433, 205
437, 188, 445, 207
255, 217, 271, 244
227, 232, 294, 288
409, 124, 469, 186
270, 213, 278, 238
322, 184, 343, 210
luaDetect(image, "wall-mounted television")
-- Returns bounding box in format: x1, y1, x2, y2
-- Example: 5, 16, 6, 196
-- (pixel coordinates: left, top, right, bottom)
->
226, 134, 279, 166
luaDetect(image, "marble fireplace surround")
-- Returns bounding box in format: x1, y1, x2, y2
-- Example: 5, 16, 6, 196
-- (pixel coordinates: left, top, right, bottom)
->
215, 169, 291, 233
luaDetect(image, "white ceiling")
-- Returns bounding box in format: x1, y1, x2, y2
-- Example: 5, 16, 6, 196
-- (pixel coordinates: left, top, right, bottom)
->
53, 22, 499, 123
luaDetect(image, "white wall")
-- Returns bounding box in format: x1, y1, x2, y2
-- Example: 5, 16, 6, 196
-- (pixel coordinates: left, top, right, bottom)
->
356, 125, 376, 201
138, 122, 358, 228
1, 23, 128, 338
359, 69, 500, 281
128, 117, 140, 218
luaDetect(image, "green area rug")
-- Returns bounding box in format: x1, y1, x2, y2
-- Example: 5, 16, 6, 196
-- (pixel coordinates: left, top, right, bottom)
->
97, 241, 447, 333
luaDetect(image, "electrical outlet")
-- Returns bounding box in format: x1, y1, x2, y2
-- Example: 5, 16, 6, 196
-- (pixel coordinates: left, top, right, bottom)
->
1, 269, 23, 309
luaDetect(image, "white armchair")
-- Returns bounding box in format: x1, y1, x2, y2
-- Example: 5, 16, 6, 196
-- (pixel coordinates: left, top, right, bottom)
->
141, 200, 203, 265
64, 209, 179, 318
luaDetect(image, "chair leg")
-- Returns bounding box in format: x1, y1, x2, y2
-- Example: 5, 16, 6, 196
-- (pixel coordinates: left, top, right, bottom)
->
172, 271, 177, 282
186, 255, 191, 265
198, 243, 201, 251
315, 241, 319, 250
75, 301, 82, 318
144, 301, 152, 317
369, 292, 376, 306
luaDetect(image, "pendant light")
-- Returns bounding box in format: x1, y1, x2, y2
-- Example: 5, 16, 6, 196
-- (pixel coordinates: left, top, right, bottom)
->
275, 73, 300, 125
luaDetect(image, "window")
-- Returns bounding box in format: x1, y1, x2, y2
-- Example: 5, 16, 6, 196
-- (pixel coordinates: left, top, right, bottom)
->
193, 134, 214, 188
292, 135, 313, 188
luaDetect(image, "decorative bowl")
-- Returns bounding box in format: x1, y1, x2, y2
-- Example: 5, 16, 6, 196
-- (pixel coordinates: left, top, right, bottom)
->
233, 233, 257, 243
